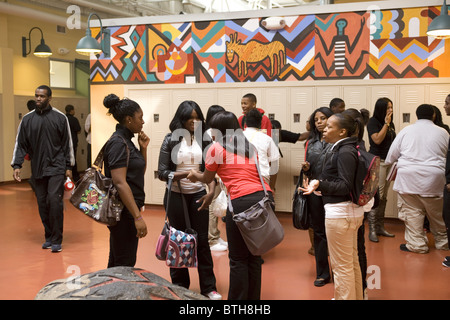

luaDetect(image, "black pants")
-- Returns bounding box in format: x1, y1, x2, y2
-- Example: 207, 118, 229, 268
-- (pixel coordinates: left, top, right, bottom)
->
307, 193, 331, 282
358, 216, 367, 291
164, 189, 217, 295
107, 208, 139, 268
34, 174, 65, 245
227, 191, 273, 300
443, 188, 450, 246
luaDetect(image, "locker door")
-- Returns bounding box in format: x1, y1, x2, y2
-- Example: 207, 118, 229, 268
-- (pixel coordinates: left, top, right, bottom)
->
343, 86, 368, 110
289, 87, 314, 147
217, 88, 241, 116
273, 148, 291, 212
316, 86, 341, 109
399, 85, 425, 131
193, 89, 218, 117
172, 90, 192, 112
149, 147, 166, 205
428, 85, 450, 127
370, 86, 397, 114
264, 87, 288, 129
145, 90, 172, 148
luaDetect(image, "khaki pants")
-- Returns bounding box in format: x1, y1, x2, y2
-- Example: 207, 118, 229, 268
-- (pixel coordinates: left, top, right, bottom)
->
208, 183, 223, 246
325, 215, 364, 300
397, 193, 448, 253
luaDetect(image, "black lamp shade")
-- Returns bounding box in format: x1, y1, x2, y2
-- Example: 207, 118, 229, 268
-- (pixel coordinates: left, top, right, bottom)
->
33, 39, 52, 57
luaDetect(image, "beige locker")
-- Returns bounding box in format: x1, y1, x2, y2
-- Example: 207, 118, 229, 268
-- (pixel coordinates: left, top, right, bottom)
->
344, 86, 368, 110
193, 89, 218, 116
316, 86, 341, 109
217, 88, 241, 116
398, 85, 425, 131
273, 146, 291, 212
263, 87, 288, 128
147, 147, 166, 205
289, 87, 314, 145
428, 84, 450, 127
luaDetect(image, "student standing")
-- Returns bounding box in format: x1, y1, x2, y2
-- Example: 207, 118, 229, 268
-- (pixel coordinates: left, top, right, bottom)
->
102, 94, 149, 267
158, 100, 221, 300
300, 113, 364, 300
188, 111, 274, 300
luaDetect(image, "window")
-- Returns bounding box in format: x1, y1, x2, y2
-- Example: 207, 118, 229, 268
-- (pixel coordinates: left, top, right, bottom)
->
49, 59, 74, 89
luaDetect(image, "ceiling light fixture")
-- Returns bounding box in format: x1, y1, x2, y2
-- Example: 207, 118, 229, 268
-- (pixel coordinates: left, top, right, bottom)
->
427, 0, 450, 39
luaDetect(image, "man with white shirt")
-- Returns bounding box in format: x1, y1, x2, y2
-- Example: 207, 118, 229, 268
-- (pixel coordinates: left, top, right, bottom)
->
443, 94, 450, 267
243, 109, 280, 192
385, 104, 449, 253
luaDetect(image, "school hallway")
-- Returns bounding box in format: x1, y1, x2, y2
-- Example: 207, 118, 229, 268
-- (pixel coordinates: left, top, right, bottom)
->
0, 181, 449, 300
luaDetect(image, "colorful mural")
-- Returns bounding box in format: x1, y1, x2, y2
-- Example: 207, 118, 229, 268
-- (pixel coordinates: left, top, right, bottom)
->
89, 5, 449, 84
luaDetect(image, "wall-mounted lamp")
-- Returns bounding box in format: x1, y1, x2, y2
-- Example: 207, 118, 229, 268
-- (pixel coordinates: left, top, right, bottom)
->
427, 0, 450, 39
76, 13, 110, 58
22, 27, 52, 58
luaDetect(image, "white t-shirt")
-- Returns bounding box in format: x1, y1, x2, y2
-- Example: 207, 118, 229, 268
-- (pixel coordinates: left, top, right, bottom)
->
243, 127, 280, 180
172, 137, 205, 194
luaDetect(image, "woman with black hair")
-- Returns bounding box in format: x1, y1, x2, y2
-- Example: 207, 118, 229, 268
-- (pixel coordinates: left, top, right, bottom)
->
301, 107, 333, 287
158, 100, 221, 300
187, 111, 274, 300
102, 93, 149, 268
300, 112, 365, 300
366, 97, 396, 242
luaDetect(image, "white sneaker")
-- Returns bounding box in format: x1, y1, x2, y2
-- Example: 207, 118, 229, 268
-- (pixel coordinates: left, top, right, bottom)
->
218, 238, 228, 246
210, 243, 227, 251
206, 291, 222, 300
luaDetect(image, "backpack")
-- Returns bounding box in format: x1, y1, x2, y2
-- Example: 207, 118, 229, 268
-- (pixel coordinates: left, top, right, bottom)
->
353, 146, 380, 206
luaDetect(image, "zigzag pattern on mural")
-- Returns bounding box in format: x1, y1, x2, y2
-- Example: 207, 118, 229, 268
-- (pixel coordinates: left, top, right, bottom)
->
369, 37, 439, 78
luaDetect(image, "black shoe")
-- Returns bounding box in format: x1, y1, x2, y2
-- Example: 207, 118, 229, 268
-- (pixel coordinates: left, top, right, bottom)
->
445, 256, 450, 262
442, 260, 450, 268
314, 278, 330, 287
400, 244, 411, 252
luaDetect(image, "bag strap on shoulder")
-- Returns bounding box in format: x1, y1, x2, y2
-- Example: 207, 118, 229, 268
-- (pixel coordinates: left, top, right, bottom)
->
93, 134, 130, 171
228, 148, 269, 214
164, 173, 191, 229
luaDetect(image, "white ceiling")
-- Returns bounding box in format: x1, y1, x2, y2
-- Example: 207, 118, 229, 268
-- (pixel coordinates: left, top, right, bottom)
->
10, 0, 329, 19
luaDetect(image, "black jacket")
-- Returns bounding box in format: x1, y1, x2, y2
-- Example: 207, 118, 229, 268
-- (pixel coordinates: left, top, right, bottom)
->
158, 132, 212, 182
317, 137, 359, 205
11, 105, 74, 179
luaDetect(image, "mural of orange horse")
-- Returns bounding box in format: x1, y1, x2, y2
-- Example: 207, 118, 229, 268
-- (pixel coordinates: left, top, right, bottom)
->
226, 33, 286, 77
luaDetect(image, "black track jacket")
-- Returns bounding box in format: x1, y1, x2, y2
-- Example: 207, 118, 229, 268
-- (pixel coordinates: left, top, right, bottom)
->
11, 105, 75, 179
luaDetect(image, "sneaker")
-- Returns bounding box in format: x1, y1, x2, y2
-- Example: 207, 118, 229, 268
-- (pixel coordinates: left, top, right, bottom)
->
210, 243, 227, 251
42, 241, 52, 249
443, 260, 450, 268
445, 256, 450, 262
51, 244, 62, 253
206, 291, 222, 300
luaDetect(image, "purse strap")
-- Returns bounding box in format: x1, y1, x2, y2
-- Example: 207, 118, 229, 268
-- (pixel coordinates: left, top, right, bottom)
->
228, 149, 269, 214
164, 173, 192, 230
93, 134, 130, 171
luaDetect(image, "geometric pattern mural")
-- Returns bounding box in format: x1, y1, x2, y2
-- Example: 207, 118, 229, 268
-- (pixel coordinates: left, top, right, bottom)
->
90, 5, 449, 84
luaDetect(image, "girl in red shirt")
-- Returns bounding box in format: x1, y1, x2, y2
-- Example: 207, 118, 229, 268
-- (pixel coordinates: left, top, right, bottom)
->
188, 111, 273, 300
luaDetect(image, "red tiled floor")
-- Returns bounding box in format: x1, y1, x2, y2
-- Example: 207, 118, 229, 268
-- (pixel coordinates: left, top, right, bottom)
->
0, 182, 449, 300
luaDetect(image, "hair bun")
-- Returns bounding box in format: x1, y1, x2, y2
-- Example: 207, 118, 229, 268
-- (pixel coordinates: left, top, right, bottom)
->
103, 94, 120, 111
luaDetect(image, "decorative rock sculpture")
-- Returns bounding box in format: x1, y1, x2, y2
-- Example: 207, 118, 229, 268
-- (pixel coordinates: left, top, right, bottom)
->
35, 266, 207, 300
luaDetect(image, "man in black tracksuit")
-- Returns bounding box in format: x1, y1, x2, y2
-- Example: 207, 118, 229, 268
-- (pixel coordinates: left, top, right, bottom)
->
11, 85, 74, 252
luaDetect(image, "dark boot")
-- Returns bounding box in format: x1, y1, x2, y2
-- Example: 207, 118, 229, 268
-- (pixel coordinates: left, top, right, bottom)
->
376, 199, 395, 237
368, 209, 379, 242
